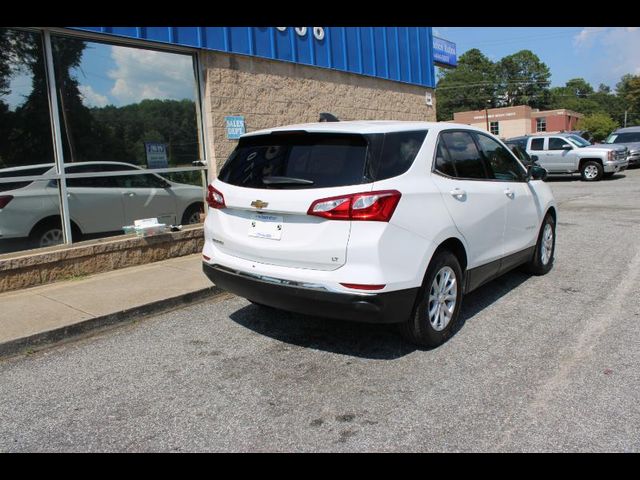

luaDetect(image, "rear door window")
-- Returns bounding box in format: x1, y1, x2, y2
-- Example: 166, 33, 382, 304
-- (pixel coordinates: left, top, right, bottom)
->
530, 138, 544, 151
219, 133, 370, 189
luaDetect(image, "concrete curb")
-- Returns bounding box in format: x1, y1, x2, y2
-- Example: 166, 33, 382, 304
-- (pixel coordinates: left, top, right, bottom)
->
0, 285, 225, 360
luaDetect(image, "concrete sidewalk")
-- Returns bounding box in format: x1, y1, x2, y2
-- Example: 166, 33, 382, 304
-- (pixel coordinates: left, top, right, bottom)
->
0, 253, 223, 358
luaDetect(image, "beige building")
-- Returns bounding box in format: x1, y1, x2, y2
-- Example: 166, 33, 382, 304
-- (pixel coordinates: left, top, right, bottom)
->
454, 105, 583, 139
202, 52, 436, 174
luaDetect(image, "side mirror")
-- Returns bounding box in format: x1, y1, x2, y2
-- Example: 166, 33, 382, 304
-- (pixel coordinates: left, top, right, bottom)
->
530, 155, 539, 162
562, 144, 573, 150
528, 165, 548, 181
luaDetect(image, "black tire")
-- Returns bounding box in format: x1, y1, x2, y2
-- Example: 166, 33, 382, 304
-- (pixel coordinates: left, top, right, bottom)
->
181, 203, 204, 225
580, 160, 603, 181
399, 250, 464, 348
29, 219, 81, 249
523, 213, 556, 275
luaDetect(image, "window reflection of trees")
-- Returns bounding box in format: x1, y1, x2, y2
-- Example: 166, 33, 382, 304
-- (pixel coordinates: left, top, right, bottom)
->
1, 28, 201, 172
0, 28, 55, 169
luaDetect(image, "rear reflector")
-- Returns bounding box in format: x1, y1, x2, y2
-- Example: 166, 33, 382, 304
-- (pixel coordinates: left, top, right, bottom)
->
206, 185, 225, 209
340, 283, 386, 291
308, 190, 401, 222
0, 195, 14, 209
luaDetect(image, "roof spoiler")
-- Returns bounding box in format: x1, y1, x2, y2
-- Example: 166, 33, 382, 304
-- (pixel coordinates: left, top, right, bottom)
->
319, 112, 340, 122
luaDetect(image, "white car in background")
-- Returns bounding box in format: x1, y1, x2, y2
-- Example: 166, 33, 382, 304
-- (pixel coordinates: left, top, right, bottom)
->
0, 161, 204, 248
202, 121, 557, 347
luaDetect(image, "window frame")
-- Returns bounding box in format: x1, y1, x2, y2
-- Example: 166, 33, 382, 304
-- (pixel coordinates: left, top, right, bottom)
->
536, 117, 547, 133
0, 27, 210, 248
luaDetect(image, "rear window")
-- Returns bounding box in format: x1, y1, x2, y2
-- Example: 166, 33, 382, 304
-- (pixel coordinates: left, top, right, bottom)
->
218, 130, 427, 189
506, 138, 527, 150
0, 166, 53, 192
219, 133, 369, 189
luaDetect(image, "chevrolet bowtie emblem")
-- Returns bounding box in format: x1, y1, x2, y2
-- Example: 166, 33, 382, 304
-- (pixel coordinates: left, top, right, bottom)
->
251, 200, 269, 209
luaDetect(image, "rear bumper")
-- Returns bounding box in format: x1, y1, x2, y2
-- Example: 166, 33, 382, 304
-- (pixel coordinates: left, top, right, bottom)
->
203, 262, 418, 324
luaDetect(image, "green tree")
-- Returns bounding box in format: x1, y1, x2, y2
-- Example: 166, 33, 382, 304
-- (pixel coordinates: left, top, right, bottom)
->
435, 49, 497, 121
577, 113, 619, 142
549, 78, 601, 115
495, 50, 551, 109
616, 74, 640, 126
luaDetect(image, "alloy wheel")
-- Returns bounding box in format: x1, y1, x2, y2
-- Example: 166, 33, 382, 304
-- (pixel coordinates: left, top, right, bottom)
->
427, 266, 457, 332
40, 228, 64, 247
541, 223, 553, 265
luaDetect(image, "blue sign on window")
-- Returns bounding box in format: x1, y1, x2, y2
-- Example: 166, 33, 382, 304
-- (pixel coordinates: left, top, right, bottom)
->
144, 142, 168, 169
225, 116, 246, 139
432, 36, 457, 68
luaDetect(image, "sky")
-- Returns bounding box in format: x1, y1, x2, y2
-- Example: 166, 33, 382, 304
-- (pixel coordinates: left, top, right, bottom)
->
433, 27, 640, 89
4, 40, 197, 111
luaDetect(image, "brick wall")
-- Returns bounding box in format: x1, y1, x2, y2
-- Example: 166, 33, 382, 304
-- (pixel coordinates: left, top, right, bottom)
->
200, 51, 436, 175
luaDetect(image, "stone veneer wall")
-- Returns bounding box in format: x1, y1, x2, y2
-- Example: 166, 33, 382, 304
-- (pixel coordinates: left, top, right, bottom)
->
0, 226, 204, 293
200, 51, 436, 175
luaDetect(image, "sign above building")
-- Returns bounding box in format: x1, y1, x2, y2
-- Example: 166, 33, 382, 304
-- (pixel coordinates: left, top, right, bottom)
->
432, 36, 457, 68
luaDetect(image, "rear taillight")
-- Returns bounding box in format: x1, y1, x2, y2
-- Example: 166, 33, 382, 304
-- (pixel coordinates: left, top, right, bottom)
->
206, 185, 225, 209
307, 190, 401, 222
0, 195, 14, 209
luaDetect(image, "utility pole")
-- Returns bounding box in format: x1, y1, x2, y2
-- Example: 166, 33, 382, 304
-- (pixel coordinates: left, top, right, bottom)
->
485, 99, 491, 132
624, 110, 628, 128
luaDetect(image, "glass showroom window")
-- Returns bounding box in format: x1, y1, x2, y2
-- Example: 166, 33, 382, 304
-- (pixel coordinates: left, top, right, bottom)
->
50, 34, 206, 244
1, 29, 207, 255
490, 121, 499, 136
0, 28, 65, 254
536, 117, 546, 132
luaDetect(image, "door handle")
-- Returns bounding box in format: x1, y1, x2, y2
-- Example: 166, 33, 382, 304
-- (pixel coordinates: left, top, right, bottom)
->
504, 188, 514, 199
449, 188, 466, 199
123, 192, 136, 197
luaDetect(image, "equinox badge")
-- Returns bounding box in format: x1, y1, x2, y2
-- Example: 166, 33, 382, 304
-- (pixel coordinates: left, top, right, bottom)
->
251, 200, 269, 210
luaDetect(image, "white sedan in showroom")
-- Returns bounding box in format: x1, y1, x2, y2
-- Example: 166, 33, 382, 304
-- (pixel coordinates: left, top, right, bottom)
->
0, 161, 205, 248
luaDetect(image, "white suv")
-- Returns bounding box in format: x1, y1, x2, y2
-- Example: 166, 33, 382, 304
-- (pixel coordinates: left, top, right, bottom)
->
202, 121, 557, 347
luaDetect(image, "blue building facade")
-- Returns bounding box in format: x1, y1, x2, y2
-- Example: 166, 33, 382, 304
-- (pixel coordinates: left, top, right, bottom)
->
72, 27, 438, 89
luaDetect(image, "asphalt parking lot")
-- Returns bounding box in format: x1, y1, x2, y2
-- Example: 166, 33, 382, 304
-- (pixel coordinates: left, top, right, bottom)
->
1, 170, 640, 452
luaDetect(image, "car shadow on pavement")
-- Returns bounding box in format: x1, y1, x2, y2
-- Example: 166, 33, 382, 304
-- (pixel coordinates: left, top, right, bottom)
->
545, 173, 626, 182
229, 303, 416, 360
452, 269, 530, 336
228, 269, 532, 360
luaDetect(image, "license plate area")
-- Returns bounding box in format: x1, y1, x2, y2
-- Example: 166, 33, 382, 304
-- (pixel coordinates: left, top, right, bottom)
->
248, 214, 283, 240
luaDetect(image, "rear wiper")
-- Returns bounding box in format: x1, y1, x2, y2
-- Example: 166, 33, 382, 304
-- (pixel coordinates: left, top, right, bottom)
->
262, 176, 314, 185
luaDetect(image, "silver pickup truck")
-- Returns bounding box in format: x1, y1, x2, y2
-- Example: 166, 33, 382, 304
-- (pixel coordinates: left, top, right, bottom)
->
505, 133, 628, 181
